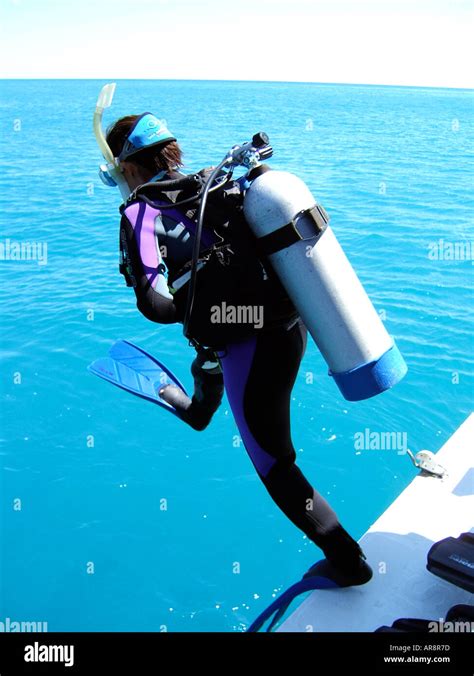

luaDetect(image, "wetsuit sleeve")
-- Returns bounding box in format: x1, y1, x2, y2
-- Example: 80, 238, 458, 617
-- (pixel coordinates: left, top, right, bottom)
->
120, 210, 178, 324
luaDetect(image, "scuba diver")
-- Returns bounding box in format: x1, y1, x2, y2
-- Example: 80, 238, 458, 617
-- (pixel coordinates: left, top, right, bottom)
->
89, 92, 374, 589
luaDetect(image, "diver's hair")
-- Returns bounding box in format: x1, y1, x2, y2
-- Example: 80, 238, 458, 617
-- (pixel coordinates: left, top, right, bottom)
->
106, 115, 183, 175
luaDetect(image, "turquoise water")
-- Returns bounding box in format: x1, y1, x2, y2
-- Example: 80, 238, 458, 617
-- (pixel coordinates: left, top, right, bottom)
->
0, 80, 472, 632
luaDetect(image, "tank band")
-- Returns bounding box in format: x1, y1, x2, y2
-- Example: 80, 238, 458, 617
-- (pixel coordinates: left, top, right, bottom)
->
256, 204, 329, 256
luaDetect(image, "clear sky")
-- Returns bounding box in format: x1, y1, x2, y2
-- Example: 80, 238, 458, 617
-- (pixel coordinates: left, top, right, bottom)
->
1, 0, 473, 88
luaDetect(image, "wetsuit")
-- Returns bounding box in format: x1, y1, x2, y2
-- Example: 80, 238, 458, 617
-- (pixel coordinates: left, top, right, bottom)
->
119, 171, 370, 580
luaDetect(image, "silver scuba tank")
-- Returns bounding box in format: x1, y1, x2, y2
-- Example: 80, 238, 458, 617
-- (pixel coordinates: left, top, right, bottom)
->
243, 169, 407, 401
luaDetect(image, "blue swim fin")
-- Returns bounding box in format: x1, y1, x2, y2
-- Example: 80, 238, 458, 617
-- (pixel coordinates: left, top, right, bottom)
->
88, 340, 189, 417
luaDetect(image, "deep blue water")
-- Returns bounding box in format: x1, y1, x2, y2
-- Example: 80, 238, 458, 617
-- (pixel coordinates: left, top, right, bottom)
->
0, 80, 472, 631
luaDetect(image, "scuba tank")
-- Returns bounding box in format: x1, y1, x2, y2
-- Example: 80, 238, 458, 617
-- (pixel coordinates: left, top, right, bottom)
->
243, 167, 408, 401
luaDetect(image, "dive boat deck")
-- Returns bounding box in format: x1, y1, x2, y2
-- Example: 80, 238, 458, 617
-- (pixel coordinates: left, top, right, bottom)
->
279, 413, 474, 632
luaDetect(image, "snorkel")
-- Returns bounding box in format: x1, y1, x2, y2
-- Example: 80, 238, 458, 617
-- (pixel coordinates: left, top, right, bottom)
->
94, 82, 179, 202
93, 82, 132, 201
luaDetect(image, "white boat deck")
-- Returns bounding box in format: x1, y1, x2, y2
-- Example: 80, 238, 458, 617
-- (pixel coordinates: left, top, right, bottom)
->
279, 413, 474, 632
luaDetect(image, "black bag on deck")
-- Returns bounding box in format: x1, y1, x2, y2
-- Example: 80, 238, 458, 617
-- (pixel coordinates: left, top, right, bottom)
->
426, 531, 474, 592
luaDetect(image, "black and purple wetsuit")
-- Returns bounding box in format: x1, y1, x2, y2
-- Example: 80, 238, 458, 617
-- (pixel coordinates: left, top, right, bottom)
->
119, 171, 366, 572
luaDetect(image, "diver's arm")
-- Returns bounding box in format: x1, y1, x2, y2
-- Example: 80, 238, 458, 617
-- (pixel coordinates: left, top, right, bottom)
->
136, 287, 177, 324
159, 350, 224, 431
120, 213, 178, 324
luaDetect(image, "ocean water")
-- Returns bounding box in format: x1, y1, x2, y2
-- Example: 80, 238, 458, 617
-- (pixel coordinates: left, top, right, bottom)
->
0, 80, 472, 632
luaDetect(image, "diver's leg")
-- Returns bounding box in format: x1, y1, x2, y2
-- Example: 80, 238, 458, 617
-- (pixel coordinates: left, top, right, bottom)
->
219, 320, 371, 585
159, 349, 224, 431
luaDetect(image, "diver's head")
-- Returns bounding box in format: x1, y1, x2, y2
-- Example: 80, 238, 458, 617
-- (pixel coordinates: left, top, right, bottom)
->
106, 113, 183, 191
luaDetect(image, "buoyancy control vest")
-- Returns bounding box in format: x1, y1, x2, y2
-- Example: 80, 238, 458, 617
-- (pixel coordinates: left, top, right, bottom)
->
119, 170, 298, 348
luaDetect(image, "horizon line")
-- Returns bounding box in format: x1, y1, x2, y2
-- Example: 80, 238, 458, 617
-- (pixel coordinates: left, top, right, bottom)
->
0, 77, 472, 92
